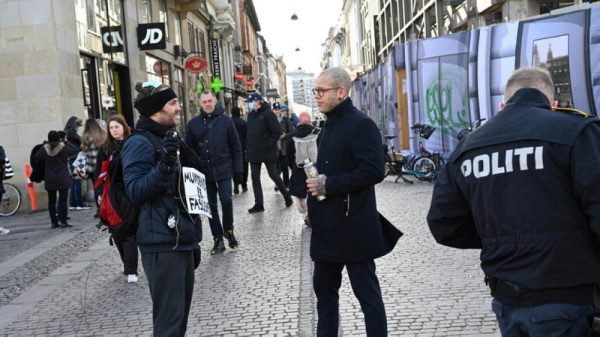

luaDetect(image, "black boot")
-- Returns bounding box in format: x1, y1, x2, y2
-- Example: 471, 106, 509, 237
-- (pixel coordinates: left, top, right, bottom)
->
234, 185, 240, 194
224, 230, 239, 249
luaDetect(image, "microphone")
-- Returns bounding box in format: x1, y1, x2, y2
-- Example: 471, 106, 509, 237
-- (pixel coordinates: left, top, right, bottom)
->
165, 129, 180, 155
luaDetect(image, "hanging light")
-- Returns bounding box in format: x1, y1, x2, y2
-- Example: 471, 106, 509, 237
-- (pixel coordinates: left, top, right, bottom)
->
291, 13, 298, 20
297, 67, 303, 71
295, 47, 300, 52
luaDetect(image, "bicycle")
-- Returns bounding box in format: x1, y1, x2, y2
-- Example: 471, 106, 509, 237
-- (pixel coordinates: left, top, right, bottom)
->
0, 182, 21, 216
457, 118, 486, 141
383, 136, 438, 184
405, 123, 444, 181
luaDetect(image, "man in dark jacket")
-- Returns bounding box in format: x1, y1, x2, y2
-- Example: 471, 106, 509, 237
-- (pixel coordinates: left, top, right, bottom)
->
231, 106, 248, 194
273, 103, 294, 191
306, 67, 403, 336
122, 81, 202, 337
245, 92, 293, 213
427, 67, 600, 336
185, 90, 243, 255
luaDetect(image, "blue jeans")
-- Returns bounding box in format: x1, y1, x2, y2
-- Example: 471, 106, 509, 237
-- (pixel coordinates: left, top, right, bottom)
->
206, 178, 233, 238
69, 178, 83, 207
492, 298, 600, 337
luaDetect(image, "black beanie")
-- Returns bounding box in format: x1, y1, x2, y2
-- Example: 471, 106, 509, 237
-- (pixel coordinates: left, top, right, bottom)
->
48, 130, 60, 142
134, 88, 178, 117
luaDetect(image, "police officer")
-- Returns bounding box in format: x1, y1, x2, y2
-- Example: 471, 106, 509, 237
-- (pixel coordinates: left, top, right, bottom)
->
427, 67, 600, 336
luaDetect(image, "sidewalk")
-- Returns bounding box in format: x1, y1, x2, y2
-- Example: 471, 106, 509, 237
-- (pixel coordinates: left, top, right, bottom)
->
0, 173, 500, 336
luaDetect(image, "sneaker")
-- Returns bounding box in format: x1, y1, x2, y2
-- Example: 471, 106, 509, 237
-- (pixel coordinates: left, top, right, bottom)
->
248, 204, 265, 213
127, 274, 138, 283
224, 230, 239, 249
76, 206, 91, 210
284, 195, 293, 208
210, 238, 226, 255
0, 227, 9, 235
60, 222, 73, 228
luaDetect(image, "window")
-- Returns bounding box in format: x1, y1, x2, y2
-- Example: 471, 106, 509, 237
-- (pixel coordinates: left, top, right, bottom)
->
159, 1, 169, 40
86, 0, 98, 33
141, 0, 151, 23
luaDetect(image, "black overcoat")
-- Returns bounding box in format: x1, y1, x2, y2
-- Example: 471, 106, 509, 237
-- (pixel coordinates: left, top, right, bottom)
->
307, 98, 402, 263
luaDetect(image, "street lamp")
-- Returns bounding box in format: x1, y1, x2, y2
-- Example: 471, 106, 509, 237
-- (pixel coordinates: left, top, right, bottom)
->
295, 47, 300, 52
291, 13, 298, 20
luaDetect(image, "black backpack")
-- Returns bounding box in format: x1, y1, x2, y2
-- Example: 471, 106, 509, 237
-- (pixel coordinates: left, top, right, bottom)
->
94, 130, 160, 239
29, 143, 45, 183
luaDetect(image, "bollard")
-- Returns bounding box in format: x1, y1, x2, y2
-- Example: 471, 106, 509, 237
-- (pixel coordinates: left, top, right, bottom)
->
24, 164, 38, 211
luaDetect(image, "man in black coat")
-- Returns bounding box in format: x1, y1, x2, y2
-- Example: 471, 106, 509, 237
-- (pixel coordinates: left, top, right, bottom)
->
245, 93, 293, 213
231, 106, 248, 194
306, 67, 402, 336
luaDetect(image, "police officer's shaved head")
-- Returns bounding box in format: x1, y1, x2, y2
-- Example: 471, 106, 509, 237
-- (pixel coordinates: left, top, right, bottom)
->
503, 67, 555, 104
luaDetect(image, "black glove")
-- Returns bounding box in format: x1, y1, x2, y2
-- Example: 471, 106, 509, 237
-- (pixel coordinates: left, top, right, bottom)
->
58, 131, 67, 140
161, 135, 180, 168
233, 172, 243, 185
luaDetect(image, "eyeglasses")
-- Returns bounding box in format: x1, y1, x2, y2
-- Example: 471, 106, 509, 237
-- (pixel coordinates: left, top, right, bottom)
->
312, 87, 340, 97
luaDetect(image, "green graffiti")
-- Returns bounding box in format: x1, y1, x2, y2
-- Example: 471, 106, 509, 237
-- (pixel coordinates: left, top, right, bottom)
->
424, 72, 470, 133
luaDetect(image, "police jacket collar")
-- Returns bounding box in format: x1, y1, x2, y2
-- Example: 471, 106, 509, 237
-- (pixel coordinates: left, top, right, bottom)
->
323, 97, 353, 121
503, 88, 552, 111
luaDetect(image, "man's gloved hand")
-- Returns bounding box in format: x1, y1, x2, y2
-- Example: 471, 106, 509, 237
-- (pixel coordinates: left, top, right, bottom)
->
234, 172, 244, 184
161, 135, 179, 168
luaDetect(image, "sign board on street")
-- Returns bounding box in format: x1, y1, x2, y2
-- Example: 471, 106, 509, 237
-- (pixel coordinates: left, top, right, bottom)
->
185, 56, 208, 73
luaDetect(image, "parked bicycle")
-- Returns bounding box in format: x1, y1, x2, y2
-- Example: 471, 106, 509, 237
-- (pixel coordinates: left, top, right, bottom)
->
406, 123, 444, 180
0, 182, 21, 216
383, 136, 437, 184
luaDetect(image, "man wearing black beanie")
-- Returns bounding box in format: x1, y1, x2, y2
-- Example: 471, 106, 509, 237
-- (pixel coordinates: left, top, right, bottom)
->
121, 81, 202, 336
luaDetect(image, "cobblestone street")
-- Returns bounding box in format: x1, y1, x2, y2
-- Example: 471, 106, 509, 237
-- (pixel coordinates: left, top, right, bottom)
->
0, 172, 500, 336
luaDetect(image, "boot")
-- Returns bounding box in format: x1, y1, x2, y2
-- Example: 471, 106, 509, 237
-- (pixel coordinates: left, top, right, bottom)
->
234, 185, 240, 194
210, 237, 226, 255
224, 230, 239, 249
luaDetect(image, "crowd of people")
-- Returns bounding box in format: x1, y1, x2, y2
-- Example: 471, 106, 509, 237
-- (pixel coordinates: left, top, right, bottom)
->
10, 65, 600, 336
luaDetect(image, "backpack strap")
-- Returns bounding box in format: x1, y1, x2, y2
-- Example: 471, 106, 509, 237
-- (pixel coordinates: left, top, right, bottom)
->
130, 129, 162, 161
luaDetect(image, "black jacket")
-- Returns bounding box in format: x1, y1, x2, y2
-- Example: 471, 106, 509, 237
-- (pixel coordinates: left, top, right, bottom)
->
232, 116, 247, 150
185, 107, 243, 182
427, 88, 600, 292
246, 103, 281, 163
35, 141, 77, 191
307, 98, 402, 263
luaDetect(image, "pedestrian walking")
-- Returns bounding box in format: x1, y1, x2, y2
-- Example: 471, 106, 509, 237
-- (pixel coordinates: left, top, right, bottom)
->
35, 130, 78, 228
306, 67, 403, 337
94, 115, 139, 283
122, 81, 202, 337
427, 67, 600, 336
245, 93, 293, 213
64, 116, 88, 211
286, 112, 319, 226
185, 90, 243, 255
273, 103, 294, 191
231, 107, 249, 194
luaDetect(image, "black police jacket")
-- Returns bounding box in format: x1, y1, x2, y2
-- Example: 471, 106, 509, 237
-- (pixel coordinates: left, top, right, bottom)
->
427, 88, 600, 290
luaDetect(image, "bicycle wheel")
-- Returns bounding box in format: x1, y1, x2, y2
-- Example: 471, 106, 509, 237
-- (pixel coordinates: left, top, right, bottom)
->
412, 156, 437, 181
0, 183, 21, 216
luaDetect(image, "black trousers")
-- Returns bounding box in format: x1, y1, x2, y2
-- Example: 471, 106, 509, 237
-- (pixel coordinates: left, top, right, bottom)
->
113, 235, 138, 275
313, 260, 387, 337
48, 189, 68, 224
276, 152, 290, 187
250, 161, 288, 206
142, 251, 195, 337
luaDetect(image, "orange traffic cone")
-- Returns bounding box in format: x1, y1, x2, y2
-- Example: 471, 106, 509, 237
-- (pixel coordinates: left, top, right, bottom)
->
24, 164, 38, 211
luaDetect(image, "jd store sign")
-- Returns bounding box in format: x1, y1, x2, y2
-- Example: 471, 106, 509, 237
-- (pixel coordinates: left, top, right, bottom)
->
137, 23, 166, 51
101, 26, 124, 53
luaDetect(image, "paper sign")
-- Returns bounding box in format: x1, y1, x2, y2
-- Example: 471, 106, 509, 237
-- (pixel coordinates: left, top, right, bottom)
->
182, 166, 212, 218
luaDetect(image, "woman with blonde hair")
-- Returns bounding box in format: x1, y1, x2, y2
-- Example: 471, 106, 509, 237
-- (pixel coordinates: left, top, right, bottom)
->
94, 114, 139, 283
81, 118, 107, 216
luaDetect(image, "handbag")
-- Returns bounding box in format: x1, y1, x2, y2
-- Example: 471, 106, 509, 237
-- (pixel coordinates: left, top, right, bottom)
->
2, 158, 14, 180
72, 151, 88, 179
